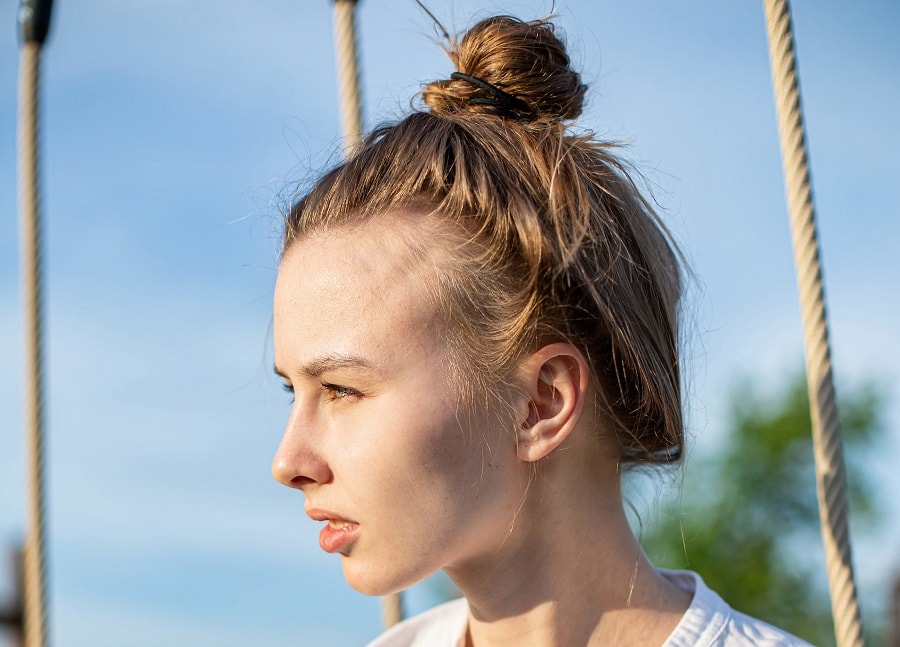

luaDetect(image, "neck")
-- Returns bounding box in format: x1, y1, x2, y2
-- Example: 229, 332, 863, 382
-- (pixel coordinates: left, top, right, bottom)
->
444, 456, 691, 647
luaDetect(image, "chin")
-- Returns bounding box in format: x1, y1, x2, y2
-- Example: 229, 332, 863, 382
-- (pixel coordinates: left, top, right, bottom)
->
341, 556, 434, 597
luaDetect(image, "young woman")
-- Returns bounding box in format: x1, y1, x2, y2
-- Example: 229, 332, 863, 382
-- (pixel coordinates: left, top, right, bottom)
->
271, 15, 811, 647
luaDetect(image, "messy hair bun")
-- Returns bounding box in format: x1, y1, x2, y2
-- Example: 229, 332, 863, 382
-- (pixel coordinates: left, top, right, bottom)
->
423, 16, 586, 123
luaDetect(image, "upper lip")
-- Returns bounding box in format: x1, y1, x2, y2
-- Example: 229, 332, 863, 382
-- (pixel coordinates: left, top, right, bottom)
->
305, 506, 354, 523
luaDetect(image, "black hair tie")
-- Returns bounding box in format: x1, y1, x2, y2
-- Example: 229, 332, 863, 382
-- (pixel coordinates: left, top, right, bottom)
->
450, 72, 532, 118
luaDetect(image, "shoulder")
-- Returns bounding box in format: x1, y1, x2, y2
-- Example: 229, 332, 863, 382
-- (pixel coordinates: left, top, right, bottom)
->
660, 570, 815, 647
365, 598, 468, 647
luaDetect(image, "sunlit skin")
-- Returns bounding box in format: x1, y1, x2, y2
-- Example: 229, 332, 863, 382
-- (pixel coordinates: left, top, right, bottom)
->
272, 216, 528, 596
272, 210, 692, 646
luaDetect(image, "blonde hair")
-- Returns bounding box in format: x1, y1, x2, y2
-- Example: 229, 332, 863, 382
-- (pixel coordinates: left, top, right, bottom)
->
283, 16, 684, 465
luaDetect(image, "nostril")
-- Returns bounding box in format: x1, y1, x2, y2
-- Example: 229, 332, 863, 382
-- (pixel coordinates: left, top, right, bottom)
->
271, 447, 332, 489
291, 475, 316, 489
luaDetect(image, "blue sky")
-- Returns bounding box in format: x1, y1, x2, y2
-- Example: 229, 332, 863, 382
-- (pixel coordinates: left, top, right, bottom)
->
1, 1, 898, 645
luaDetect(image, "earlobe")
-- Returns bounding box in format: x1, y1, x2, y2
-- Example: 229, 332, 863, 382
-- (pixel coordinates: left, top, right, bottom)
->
516, 343, 590, 462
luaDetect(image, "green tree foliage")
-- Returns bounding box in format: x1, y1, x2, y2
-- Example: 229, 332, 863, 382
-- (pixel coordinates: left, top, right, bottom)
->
640, 372, 885, 646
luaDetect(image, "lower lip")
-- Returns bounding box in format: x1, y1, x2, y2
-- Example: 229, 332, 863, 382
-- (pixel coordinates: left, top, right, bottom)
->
319, 521, 360, 554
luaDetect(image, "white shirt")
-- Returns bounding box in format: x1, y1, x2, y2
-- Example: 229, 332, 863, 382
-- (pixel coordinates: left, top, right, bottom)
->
366, 570, 814, 646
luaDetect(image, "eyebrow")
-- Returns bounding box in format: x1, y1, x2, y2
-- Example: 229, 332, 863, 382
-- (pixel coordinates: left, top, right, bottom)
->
273, 354, 376, 380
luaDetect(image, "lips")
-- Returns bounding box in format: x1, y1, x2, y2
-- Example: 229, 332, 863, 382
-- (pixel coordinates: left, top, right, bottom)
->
306, 507, 360, 554
318, 520, 360, 554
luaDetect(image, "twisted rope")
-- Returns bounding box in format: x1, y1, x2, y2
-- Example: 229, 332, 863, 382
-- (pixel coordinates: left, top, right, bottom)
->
330, 0, 402, 627
18, 40, 50, 647
762, 2, 864, 645
332, 0, 364, 154
382, 587, 404, 630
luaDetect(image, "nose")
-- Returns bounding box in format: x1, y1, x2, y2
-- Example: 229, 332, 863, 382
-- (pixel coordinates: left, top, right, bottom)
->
271, 410, 333, 490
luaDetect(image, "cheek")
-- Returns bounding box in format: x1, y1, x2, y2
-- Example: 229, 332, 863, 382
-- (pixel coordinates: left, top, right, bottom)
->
401, 408, 518, 529
356, 402, 495, 521
338, 403, 523, 594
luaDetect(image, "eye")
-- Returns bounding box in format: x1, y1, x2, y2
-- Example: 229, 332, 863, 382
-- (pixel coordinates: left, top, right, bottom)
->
321, 382, 361, 403
281, 382, 295, 404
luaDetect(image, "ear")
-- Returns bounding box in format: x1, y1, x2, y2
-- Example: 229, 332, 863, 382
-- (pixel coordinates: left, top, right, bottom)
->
515, 342, 590, 462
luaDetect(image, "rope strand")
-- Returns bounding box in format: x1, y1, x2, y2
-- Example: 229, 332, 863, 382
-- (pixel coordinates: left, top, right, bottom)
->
382, 587, 404, 630
330, 0, 403, 627
333, 0, 364, 154
18, 39, 50, 647
762, 2, 864, 645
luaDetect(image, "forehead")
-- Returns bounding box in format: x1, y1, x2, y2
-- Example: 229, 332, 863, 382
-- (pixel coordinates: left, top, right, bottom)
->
273, 214, 446, 370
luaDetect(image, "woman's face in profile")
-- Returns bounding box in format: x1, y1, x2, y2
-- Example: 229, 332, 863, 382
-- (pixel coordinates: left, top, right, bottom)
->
272, 215, 525, 596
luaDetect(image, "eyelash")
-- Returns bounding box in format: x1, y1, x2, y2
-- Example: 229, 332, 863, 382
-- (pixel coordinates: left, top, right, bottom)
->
280, 382, 360, 403
321, 382, 361, 402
